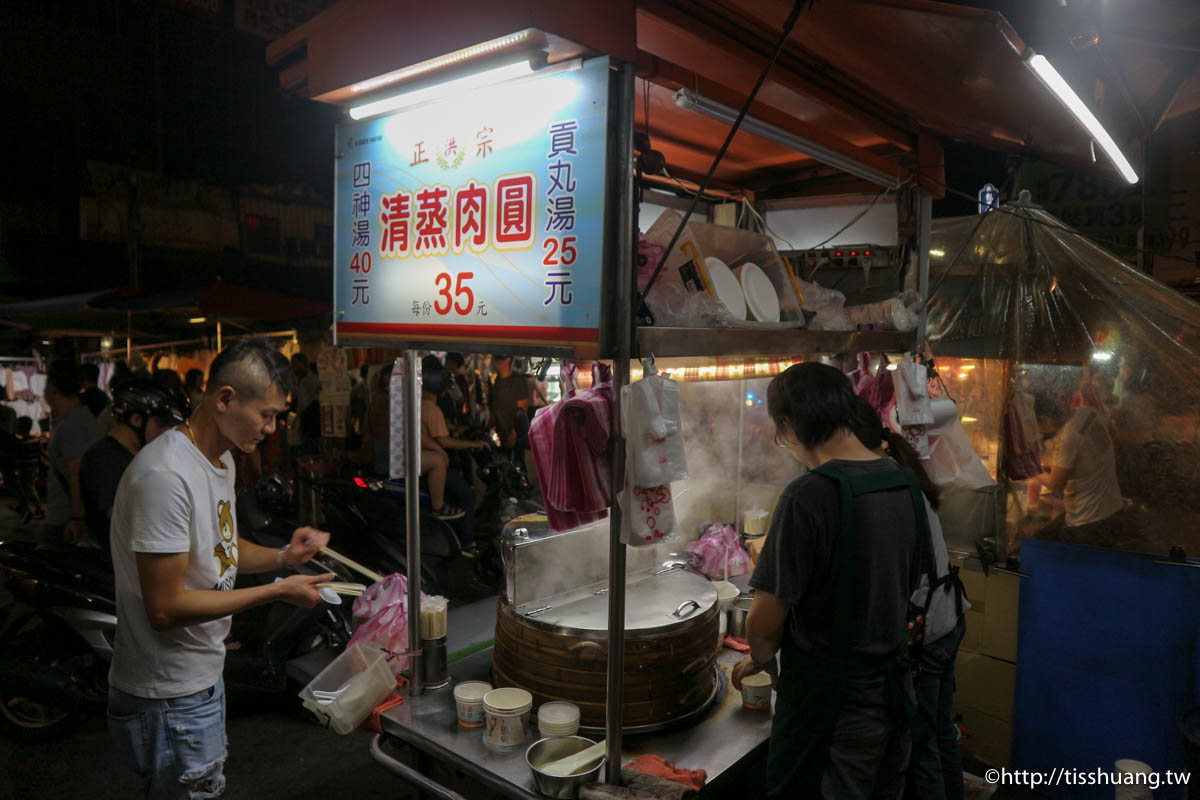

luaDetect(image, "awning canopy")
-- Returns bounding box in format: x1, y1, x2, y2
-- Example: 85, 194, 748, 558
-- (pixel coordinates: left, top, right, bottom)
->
0, 281, 329, 341
267, 0, 1130, 197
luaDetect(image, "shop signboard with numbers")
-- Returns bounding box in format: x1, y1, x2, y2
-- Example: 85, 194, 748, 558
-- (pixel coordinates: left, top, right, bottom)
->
334, 56, 611, 348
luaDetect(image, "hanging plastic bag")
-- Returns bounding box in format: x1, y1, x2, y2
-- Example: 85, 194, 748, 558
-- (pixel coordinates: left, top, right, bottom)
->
685, 523, 752, 580
618, 381, 680, 546
926, 417, 995, 492
347, 574, 422, 676
628, 371, 688, 488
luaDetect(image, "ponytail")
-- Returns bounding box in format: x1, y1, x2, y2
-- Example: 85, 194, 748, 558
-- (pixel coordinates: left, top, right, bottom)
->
882, 431, 941, 510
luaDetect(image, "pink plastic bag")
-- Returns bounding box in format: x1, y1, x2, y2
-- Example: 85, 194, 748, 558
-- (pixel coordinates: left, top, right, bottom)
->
685, 523, 752, 580
348, 574, 423, 675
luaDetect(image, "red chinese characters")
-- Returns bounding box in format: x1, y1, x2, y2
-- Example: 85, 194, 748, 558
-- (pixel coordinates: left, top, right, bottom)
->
378, 190, 413, 258
452, 181, 488, 255
493, 172, 536, 250
414, 185, 450, 256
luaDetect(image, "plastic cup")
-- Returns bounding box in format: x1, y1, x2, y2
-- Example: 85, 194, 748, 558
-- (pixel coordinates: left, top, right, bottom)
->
741, 672, 772, 710
453, 681, 492, 728
537, 701, 581, 738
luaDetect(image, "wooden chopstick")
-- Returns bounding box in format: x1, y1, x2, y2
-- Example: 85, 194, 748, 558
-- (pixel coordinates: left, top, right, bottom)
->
318, 547, 385, 583
317, 582, 366, 597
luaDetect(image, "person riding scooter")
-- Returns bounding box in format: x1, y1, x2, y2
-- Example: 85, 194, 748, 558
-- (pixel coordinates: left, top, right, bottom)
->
80, 379, 189, 553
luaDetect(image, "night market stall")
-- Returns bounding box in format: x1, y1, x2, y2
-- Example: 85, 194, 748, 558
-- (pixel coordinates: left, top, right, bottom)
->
264, 1, 1157, 797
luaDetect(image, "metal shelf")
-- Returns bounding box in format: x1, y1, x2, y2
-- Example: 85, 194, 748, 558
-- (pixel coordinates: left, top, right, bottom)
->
636, 327, 916, 359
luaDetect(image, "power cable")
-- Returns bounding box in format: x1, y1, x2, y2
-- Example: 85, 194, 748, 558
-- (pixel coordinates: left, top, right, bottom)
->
635, 0, 809, 311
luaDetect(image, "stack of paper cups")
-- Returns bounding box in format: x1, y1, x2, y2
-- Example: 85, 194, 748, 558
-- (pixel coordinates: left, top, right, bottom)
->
483, 688, 532, 747
537, 701, 581, 738
1114, 759, 1153, 800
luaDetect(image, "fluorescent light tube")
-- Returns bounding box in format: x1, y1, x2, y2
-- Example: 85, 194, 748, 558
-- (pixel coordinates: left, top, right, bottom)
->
349, 59, 535, 120
1025, 52, 1138, 184
673, 88, 900, 189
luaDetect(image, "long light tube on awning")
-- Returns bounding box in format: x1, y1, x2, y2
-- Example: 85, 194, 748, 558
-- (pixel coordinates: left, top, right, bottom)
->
349, 59, 536, 120
672, 88, 901, 189
1024, 51, 1139, 184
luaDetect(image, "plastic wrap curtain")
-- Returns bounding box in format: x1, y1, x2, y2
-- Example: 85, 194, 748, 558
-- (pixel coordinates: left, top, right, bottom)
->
917, 204, 1200, 558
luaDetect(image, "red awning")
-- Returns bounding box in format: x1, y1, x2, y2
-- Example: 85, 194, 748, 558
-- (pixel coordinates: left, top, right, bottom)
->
267, 0, 1140, 196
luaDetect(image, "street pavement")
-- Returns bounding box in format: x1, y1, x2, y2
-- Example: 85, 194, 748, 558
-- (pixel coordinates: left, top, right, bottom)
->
0, 509, 406, 800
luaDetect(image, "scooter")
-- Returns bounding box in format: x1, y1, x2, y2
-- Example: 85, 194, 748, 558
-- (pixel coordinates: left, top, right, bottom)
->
0, 477, 352, 744
466, 437, 545, 585
303, 474, 460, 596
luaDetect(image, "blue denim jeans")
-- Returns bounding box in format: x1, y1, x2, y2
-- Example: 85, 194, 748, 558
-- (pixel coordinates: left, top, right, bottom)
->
909, 617, 966, 800
108, 678, 228, 799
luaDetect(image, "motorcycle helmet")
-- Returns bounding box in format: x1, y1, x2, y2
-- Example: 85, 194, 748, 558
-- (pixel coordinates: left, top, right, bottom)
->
111, 379, 189, 444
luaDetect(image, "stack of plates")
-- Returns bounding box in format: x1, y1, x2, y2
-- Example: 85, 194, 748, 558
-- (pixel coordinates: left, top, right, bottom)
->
704, 257, 746, 320
537, 701, 581, 738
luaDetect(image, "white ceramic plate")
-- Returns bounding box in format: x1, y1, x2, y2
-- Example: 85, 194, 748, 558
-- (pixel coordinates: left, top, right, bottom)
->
704, 257, 746, 320
739, 262, 780, 322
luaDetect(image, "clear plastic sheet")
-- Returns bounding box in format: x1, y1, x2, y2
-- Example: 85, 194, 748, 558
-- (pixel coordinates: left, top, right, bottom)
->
919, 203, 1200, 559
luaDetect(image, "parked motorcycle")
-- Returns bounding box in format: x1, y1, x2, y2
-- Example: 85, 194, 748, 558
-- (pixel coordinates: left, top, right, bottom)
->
466, 438, 545, 585
0, 477, 351, 744
304, 474, 460, 596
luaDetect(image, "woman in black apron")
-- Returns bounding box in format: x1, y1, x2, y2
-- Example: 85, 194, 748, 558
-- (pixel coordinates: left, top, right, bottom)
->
733, 363, 933, 799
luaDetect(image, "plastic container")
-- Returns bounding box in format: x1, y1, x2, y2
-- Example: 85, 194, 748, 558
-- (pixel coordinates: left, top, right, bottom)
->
484, 687, 533, 747
740, 672, 772, 710
537, 701, 581, 738
453, 681, 492, 728
299, 642, 395, 735
712, 580, 739, 611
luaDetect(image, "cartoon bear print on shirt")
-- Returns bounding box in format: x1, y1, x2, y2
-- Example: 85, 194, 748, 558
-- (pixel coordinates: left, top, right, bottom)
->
213, 499, 238, 591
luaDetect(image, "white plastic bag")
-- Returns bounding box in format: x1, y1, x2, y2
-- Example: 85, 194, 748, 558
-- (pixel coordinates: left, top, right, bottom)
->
926, 420, 995, 492
628, 375, 688, 488
618, 386, 679, 546
796, 279, 853, 331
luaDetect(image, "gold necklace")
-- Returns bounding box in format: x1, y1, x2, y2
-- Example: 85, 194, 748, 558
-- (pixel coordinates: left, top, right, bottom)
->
184, 418, 199, 448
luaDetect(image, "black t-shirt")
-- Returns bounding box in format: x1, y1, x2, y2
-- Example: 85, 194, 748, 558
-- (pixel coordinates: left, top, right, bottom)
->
81, 386, 110, 417
80, 436, 134, 552
749, 458, 924, 658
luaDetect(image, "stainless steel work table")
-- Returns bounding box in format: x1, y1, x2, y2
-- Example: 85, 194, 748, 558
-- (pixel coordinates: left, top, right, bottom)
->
374, 596, 773, 799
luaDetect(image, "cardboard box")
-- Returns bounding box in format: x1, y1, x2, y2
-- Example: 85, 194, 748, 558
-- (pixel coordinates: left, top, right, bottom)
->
981, 570, 1020, 662
958, 707, 1012, 767
954, 651, 1015, 722
960, 609, 984, 653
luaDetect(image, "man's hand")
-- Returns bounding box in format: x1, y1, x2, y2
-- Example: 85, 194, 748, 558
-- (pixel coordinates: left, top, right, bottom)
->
274, 572, 335, 608
283, 526, 331, 568
65, 519, 88, 545
732, 654, 779, 691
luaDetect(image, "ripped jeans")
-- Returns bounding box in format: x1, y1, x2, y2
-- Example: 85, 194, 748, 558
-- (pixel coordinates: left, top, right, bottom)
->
108, 678, 227, 799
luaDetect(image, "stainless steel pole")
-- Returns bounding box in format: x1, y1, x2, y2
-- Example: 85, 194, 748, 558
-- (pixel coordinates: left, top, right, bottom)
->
916, 191, 932, 349
404, 349, 423, 696
604, 60, 636, 786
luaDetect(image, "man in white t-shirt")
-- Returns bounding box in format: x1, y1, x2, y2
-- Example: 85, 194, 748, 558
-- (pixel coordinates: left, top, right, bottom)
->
107, 338, 334, 799
1031, 391, 1124, 545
